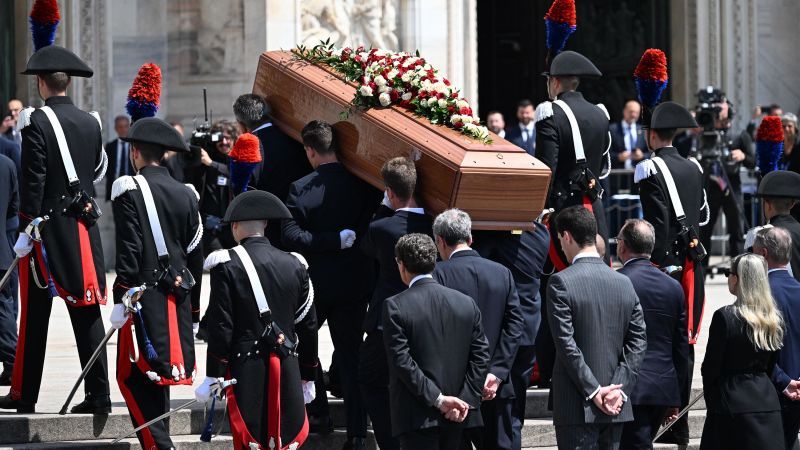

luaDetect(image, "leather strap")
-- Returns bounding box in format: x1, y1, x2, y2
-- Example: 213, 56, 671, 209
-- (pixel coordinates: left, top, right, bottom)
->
553, 100, 586, 163
231, 245, 270, 315
651, 156, 686, 221
40, 106, 80, 186
133, 175, 170, 259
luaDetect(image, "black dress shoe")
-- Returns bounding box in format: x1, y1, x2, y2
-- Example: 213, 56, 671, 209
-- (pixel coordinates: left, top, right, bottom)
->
0, 394, 35, 413
308, 414, 333, 435
0, 369, 11, 386
342, 436, 367, 450
70, 395, 112, 414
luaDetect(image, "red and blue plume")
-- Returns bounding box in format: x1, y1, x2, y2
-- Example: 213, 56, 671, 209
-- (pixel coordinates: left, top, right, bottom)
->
756, 116, 785, 174
544, 0, 577, 55
126, 63, 162, 122
634, 49, 669, 109
30, 0, 60, 51
228, 133, 262, 195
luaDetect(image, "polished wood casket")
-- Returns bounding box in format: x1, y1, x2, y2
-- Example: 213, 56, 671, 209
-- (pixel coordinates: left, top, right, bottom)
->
253, 51, 551, 230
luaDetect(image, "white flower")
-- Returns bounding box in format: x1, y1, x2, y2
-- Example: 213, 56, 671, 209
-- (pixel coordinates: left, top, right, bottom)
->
359, 52, 370, 61
402, 92, 413, 101
461, 115, 473, 124
387, 69, 399, 80
359, 85, 374, 97
426, 98, 437, 108
378, 85, 390, 94
423, 64, 432, 71
456, 100, 469, 109
401, 72, 412, 82
379, 92, 392, 106
437, 98, 449, 108
375, 75, 387, 87
450, 115, 462, 125
331, 49, 343, 59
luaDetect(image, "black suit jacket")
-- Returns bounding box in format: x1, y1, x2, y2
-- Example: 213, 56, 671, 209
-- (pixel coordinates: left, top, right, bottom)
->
505, 124, 536, 156
769, 270, 800, 392
282, 162, 381, 304
0, 154, 18, 270
473, 226, 550, 347
104, 138, 134, 200
0, 135, 20, 175
618, 258, 688, 406
769, 214, 800, 282
362, 207, 433, 332
434, 249, 524, 398
252, 124, 313, 248
383, 277, 490, 435
609, 121, 647, 169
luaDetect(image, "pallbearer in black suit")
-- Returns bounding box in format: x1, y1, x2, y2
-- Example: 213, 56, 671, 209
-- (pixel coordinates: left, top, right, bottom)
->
383, 233, 490, 450
282, 120, 379, 449
756, 170, 800, 282
616, 219, 689, 450
473, 224, 550, 450
634, 102, 709, 445
196, 190, 318, 450
0, 46, 110, 414
359, 157, 432, 450
108, 118, 203, 450
432, 209, 524, 450
751, 227, 800, 449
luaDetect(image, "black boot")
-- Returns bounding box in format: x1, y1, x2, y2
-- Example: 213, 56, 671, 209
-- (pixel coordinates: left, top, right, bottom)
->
70, 394, 111, 414
308, 413, 334, 435
0, 394, 34, 413
342, 436, 367, 450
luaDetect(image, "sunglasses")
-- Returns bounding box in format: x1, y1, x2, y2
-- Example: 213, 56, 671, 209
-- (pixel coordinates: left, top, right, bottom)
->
722, 267, 733, 277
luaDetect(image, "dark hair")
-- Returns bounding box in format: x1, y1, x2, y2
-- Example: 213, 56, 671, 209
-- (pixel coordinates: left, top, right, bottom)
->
517, 99, 534, 109
134, 141, 166, 163
486, 110, 503, 118
301, 120, 335, 155
765, 197, 796, 213
768, 103, 782, 114
555, 206, 597, 248
381, 157, 416, 201
620, 219, 655, 255
395, 233, 437, 275
211, 119, 240, 141
653, 128, 678, 142
114, 115, 130, 125
233, 94, 271, 131
39, 72, 71, 92
555, 76, 580, 90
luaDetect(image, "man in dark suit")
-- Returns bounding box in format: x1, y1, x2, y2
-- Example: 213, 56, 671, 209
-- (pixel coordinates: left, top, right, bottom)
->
104, 115, 132, 201
0, 154, 18, 386
431, 209, 524, 449
609, 100, 647, 170
616, 219, 689, 449
548, 206, 647, 450
360, 157, 432, 450
282, 120, 380, 449
756, 170, 800, 282
473, 224, 550, 449
752, 226, 800, 449
233, 94, 312, 250
383, 233, 490, 450
0, 115, 21, 173
505, 99, 536, 156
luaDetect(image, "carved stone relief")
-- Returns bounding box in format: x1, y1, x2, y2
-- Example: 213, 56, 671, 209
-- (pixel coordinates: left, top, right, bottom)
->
300, 0, 399, 50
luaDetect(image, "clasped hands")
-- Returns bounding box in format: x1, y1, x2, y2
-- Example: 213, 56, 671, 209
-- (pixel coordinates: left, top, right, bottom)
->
783, 380, 800, 401
437, 396, 470, 423
592, 384, 624, 416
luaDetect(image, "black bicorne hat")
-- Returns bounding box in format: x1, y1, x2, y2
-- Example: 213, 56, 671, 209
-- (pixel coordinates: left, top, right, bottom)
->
757, 170, 800, 199
22, 45, 93, 78
543, 51, 602, 77
223, 190, 292, 223
121, 117, 189, 153
649, 101, 699, 130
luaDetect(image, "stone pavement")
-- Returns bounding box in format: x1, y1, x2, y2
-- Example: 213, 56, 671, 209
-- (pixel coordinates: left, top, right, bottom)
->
0, 268, 735, 413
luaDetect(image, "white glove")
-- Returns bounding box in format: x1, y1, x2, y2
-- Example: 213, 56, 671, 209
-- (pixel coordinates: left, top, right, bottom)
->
195, 376, 218, 403
302, 380, 316, 404
382, 191, 394, 210
339, 229, 356, 249
14, 234, 33, 258
109, 303, 130, 330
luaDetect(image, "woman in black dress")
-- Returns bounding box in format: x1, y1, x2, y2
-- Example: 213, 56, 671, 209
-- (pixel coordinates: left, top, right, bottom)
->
700, 253, 785, 449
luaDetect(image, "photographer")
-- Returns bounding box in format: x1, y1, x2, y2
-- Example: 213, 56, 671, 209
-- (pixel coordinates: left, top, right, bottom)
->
694, 88, 755, 261
196, 119, 238, 255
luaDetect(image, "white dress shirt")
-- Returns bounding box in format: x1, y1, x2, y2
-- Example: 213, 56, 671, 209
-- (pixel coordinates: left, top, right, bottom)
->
572, 251, 601, 264
520, 122, 535, 143
409, 273, 433, 287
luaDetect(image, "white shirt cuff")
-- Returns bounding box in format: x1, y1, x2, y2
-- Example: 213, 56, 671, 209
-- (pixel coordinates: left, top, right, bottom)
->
433, 393, 444, 409
586, 385, 601, 401
620, 390, 628, 402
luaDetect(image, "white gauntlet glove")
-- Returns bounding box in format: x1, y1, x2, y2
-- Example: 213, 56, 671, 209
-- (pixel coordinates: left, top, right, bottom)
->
339, 229, 356, 249
14, 234, 33, 258
109, 303, 130, 330
194, 376, 218, 403
302, 380, 316, 404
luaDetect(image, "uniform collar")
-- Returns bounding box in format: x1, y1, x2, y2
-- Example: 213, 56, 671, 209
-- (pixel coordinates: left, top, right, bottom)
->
654, 146, 679, 156
241, 235, 270, 246
557, 91, 583, 101
138, 165, 170, 176
316, 161, 342, 172
44, 95, 73, 106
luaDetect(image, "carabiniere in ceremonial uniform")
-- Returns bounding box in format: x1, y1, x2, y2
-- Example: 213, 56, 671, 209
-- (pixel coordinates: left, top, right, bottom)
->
0, 45, 110, 414
197, 190, 319, 450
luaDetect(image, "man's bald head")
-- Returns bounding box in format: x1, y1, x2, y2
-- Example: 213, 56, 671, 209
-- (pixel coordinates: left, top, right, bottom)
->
753, 226, 792, 268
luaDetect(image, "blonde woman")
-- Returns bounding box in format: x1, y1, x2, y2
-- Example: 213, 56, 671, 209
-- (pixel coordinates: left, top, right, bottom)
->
700, 253, 785, 449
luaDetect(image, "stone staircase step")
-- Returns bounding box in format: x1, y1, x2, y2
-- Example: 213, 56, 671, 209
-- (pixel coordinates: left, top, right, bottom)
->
527, 438, 701, 450
524, 387, 705, 419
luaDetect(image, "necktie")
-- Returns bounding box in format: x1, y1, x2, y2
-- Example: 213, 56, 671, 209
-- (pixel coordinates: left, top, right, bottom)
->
522, 127, 528, 143
122, 142, 129, 176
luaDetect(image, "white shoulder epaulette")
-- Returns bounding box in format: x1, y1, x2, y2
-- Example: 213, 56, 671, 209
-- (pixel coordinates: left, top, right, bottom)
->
204, 249, 231, 270
16, 107, 35, 131
634, 159, 657, 183
185, 183, 200, 201
596, 103, 610, 120
290, 251, 309, 269
535, 101, 554, 123
689, 157, 703, 173
111, 175, 138, 200
88, 111, 102, 131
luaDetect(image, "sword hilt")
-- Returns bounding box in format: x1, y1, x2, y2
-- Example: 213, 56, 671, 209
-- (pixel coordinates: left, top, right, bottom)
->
24, 215, 49, 242
122, 284, 147, 311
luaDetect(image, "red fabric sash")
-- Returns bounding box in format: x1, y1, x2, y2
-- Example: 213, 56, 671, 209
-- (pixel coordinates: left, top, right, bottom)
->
116, 321, 158, 450
680, 257, 705, 344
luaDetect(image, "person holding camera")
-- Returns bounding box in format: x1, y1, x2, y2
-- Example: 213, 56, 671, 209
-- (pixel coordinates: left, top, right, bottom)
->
694, 89, 755, 262
196, 120, 238, 255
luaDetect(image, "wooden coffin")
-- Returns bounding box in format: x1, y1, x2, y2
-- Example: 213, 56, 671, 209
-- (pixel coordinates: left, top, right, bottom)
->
253, 51, 552, 230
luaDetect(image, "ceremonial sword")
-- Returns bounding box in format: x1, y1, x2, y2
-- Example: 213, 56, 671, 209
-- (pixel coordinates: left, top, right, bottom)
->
652, 389, 704, 443
0, 216, 49, 293
111, 378, 237, 444
59, 285, 147, 415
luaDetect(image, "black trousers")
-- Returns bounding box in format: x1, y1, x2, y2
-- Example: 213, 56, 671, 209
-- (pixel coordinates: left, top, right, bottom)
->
359, 331, 399, 450
399, 426, 464, 450
620, 405, 668, 450
0, 268, 17, 371
555, 423, 623, 450
536, 274, 555, 387
780, 397, 800, 450
461, 398, 514, 450
511, 345, 537, 449
117, 355, 173, 450
655, 346, 693, 445
307, 297, 368, 437
700, 179, 745, 260
11, 258, 109, 403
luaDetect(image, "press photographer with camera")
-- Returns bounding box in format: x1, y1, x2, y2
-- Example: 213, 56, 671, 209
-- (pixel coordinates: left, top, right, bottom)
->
693, 87, 755, 262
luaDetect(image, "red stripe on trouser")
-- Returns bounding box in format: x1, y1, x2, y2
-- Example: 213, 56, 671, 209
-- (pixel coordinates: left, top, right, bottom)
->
9, 255, 31, 400
546, 195, 595, 273
117, 321, 158, 450
680, 257, 704, 345
76, 221, 104, 304
267, 353, 281, 448
167, 294, 183, 379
